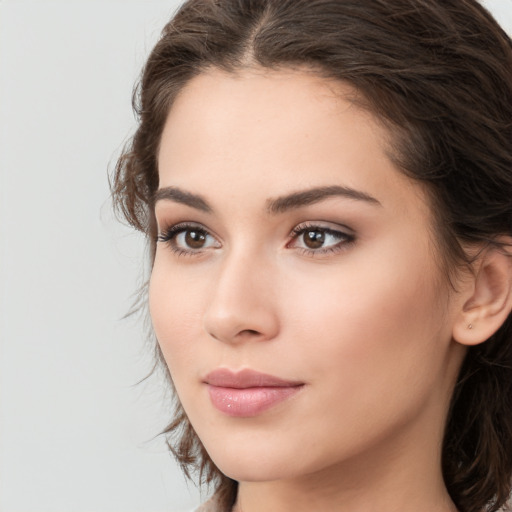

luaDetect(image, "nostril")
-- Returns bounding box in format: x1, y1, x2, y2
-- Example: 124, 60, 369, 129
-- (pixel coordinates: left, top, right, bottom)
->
243, 329, 261, 336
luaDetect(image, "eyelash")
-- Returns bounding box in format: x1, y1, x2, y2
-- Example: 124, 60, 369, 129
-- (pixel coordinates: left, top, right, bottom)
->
288, 222, 355, 256
156, 222, 216, 257
156, 221, 356, 256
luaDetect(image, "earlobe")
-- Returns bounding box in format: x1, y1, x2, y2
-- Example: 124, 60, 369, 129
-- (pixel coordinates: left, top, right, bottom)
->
453, 242, 512, 346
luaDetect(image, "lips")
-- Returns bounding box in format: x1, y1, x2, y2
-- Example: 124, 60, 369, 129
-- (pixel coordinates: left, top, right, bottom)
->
204, 369, 304, 417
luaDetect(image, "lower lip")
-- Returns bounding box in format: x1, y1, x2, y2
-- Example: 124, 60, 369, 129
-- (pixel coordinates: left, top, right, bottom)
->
207, 385, 303, 417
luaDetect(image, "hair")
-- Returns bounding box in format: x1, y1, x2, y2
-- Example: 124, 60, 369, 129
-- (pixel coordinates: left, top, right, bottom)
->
111, 1, 512, 511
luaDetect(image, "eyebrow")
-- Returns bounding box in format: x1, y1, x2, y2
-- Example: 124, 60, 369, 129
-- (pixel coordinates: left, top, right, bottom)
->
266, 185, 381, 214
153, 186, 212, 213
153, 184, 381, 214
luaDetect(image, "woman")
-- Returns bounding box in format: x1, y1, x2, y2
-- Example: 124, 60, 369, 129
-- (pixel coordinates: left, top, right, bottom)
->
112, 1, 512, 511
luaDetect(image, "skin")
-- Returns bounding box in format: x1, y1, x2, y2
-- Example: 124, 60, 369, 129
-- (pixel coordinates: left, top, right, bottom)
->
150, 68, 468, 512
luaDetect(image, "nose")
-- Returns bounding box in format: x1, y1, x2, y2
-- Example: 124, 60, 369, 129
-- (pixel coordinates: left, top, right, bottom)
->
203, 250, 280, 344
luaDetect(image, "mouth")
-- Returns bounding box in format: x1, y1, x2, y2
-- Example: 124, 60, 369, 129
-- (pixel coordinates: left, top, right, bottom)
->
203, 368, 304, 417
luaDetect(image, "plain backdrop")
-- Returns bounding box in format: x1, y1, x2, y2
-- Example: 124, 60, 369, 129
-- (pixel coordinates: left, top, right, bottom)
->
0, 1, 511, 511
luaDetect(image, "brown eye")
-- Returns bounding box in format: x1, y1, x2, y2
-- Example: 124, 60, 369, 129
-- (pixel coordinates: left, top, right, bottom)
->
303, 230, 326, 249
288, 224, 354, 254
185, 230, 207, 249
157, 223, 221, 254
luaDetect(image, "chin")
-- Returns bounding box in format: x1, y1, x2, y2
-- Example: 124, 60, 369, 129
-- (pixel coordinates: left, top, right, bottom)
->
197, 428, 301, 482
212, 453, 298, 483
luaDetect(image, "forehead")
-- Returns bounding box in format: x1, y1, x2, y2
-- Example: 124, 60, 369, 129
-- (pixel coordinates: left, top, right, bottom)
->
158, 67, 383, 159
160, 67, 381, 151
157, 67, 429, 220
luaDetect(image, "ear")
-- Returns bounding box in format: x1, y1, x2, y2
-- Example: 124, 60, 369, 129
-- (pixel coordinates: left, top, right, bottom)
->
452, 242, 512, 346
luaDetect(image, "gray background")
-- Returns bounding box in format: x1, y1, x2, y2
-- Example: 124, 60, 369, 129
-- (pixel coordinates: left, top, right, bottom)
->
0, 1, 510, 511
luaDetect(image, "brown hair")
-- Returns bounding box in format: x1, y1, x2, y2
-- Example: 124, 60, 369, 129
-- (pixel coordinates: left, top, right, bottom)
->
112, 1, 512, 511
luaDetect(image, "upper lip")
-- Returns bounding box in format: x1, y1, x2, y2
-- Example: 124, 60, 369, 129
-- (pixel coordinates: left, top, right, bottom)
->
204, 368, 303, 389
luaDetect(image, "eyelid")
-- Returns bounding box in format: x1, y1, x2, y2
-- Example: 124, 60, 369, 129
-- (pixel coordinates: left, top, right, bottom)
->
157, 221, 214, 239
287, 221, 356, 254
289, 220, 355, 238
156, 221, 221, 254
156, 220, 354, 257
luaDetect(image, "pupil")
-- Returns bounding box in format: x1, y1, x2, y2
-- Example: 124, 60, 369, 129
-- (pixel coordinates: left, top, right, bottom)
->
185, 230, 206, 248
304, 230, 325, 249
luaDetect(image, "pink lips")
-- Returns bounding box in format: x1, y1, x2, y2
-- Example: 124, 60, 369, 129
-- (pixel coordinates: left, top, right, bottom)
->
204, 369, 304, 417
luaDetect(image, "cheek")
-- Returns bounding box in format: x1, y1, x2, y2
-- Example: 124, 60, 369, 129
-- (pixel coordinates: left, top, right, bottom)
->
263, 255, 448, 465
148, 258, 207, 374
281, 239, 446, 400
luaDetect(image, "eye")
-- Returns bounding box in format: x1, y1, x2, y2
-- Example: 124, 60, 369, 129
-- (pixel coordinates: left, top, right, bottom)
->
288, 223, 355, 254
157, 223, 221, 254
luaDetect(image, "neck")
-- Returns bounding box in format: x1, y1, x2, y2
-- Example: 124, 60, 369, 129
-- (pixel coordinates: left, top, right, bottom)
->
235, 467, 456, 512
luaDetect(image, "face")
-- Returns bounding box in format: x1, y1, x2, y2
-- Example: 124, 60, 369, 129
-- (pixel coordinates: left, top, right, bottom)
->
150, 68, 465, 484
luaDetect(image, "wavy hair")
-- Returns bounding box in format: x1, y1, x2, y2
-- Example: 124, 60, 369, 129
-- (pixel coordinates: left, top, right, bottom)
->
112, 1, 512, 510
